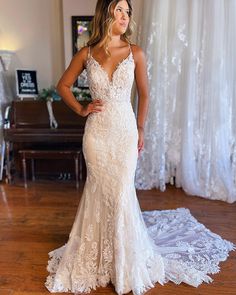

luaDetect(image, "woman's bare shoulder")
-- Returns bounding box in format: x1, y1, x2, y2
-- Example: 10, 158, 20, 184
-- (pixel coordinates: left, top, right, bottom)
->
73, 46, 89, 59
71, 46, 90, 67
130, 44, 146, 62
130, 44, 143, 51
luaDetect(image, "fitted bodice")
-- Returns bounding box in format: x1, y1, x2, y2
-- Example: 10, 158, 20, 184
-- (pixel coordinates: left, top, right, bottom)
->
86, 50, 135, 104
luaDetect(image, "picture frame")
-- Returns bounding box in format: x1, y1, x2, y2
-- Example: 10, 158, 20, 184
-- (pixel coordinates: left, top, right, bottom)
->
72, 16, 93, 88
15, 69, 39, 98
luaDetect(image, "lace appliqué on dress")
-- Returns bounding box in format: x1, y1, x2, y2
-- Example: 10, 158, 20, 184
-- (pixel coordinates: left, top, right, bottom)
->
45, 46, 235, 295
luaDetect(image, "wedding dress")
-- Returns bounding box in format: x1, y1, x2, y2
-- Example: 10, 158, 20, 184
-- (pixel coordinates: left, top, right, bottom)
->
45, 45, 235, 295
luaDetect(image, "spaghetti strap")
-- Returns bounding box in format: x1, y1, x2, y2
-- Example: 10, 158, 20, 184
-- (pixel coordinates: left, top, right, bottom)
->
128, 43, 133, 57
87, 46, 91, 59
128, 43, 131, 52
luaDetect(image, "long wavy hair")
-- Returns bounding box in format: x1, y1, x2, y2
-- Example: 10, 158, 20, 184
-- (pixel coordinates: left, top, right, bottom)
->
87, 0, 134, 56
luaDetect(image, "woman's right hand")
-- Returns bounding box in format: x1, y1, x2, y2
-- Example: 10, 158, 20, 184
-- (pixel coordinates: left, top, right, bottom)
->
79, 99, 104, 117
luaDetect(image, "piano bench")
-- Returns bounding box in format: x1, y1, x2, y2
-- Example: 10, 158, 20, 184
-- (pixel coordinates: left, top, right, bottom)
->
18, 149, 83, 189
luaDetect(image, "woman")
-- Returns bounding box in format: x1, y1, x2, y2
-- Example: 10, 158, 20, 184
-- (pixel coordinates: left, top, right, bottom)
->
45, 1, 235, 294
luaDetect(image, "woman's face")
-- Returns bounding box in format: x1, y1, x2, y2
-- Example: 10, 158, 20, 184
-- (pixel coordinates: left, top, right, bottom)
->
112, 0, 130, 36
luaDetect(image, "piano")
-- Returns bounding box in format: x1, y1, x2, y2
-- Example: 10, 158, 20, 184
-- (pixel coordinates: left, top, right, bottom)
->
3, 100, 87, 183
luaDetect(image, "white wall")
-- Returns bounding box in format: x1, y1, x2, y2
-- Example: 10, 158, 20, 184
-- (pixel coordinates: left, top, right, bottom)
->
62, 0, 142, 68
0, 0, 64, 92
0, 0, 142, 93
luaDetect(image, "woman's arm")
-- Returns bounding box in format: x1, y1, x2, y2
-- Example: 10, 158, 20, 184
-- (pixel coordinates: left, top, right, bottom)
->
57, 46, 103, 117
132, 45, 149, 153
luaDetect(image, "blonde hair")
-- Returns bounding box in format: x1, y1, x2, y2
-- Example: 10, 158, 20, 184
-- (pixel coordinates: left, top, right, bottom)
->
87, 0, 134, 56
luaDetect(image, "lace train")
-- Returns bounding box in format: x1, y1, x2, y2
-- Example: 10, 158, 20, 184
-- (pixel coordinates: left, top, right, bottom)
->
45, 208, 235, 295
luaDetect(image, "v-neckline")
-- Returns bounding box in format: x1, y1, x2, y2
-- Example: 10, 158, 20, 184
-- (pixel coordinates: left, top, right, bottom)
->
89, 51, 133, 84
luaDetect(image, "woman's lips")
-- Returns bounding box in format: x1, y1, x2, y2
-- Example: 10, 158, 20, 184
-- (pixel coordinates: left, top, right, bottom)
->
120, 23, 127, 28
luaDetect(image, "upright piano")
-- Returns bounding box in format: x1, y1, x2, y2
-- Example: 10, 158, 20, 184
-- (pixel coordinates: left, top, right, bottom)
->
3, 100, 87, 182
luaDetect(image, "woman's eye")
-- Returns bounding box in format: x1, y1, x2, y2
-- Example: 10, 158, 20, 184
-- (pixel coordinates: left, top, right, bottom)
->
116, 7, 130, 16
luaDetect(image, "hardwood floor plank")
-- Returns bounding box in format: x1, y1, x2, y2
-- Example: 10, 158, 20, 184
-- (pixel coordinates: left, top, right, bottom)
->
0, 180, 235, 295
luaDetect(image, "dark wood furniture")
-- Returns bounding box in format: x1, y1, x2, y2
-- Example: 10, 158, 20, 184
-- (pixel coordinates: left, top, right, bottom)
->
4, 100, 87, 185
18, 150, 82, 189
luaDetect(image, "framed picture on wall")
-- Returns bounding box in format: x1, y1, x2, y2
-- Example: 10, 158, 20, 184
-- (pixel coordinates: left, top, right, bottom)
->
72, 16, 93, 88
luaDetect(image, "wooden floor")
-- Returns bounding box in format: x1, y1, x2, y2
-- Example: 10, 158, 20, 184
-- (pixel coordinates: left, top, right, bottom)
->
0, 178, 235, 295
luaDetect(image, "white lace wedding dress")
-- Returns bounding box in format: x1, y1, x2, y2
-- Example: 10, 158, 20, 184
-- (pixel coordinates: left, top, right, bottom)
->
45, 45, 235, 295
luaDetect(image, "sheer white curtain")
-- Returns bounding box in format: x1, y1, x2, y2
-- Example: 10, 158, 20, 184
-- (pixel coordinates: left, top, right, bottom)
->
0, 51, 13, 180
134, 0, 236, 203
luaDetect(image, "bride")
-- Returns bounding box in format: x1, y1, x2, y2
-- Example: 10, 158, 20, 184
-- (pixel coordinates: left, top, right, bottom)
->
45, 1, 235, 294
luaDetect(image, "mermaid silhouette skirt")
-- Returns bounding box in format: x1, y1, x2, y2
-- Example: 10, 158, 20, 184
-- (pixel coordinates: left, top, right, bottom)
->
45, 50, 235, 295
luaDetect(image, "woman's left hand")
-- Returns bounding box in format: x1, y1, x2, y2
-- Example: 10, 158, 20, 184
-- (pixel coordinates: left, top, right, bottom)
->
138, 128, 144, 155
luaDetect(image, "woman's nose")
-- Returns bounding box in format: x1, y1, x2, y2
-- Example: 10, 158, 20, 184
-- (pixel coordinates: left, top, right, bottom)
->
121, 11, 127, 19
